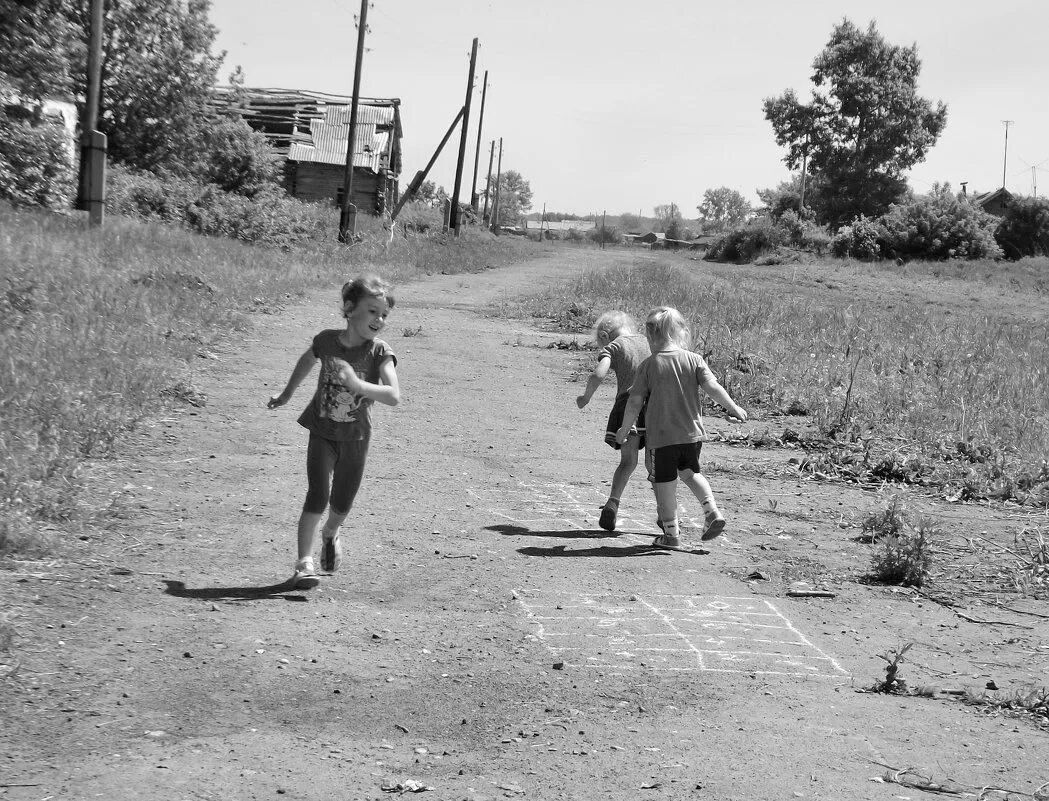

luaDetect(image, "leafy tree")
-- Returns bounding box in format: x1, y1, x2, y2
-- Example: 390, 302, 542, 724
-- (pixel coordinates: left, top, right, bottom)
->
757, 178, 804, 218
494, 169, 532, 225
0, 112, 75, 207
195, 117, 282, 198
995, 195, 1049, 259
698, 187, 752, 232
412, 179, 448, 208
617, 212, 642, 231
653, 203, 681, 231
66, 0, 225, 173
0, 0, 80, 102
763, 19, 947, 228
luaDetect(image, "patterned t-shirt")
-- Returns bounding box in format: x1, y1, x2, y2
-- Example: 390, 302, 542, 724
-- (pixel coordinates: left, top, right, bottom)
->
628, 348, 715, 450
599, 333, 650, 397
297, 330, 397, 442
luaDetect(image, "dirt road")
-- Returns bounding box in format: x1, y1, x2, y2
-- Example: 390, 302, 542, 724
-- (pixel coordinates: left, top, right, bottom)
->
2, 247, 1047, 801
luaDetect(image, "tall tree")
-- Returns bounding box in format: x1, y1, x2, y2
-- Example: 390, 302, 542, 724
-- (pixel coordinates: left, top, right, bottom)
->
653, 203, 680, 231
495, 170, 533, 225
697, 187, 752, 232
68, 0, 225, 173
763, 19, 947, 227
0, 0, 80, 102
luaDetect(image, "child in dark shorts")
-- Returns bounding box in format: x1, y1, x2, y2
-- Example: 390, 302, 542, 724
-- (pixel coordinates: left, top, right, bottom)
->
616, 306, 747, 549
576, 311, 653, 531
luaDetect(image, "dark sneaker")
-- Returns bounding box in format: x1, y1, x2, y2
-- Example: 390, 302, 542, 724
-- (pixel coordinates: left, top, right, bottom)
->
321, 534, 342, 573
653, 534, 682, 549
702, 515, 726, 542
599, 505, 617, 532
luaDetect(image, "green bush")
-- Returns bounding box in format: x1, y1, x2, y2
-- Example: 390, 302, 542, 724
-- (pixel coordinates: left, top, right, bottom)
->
830, 214, 884, 259
106, 165, 327, 247
0, 111, 74, 208
195, 118, 283, 198
707, 219, 784, 262
777, 210, 832, 254
879, 186, 1002, 260
995, 195, 1049, 259
869, 517, 939, 587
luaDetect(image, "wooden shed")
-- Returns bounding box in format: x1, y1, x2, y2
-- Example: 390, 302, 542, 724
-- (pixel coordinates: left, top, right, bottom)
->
210, 87, 402, 215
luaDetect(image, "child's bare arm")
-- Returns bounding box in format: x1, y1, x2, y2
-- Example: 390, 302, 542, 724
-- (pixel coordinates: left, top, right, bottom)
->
615, 394, 645, 443
577, 356, 611, 408
268, 348, 317, 409
700, 377, 747, 422
332, 356, 400, 406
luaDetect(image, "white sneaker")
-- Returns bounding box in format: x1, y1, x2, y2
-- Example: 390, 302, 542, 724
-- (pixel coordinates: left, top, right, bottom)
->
291, 559, 319, 588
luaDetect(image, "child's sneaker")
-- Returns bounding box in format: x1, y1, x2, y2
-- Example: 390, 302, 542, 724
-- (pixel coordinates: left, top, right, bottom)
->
599, 503, 618, 532
321, 533, 342, 572
291, 559, 319, 588
701, 513, 726, 541
653, 533, 682, 549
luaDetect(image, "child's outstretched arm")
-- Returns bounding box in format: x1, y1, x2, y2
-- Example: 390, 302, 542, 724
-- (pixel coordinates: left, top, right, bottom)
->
333, 355, 400, 407
700, 377, 748, 422
576, 356, 611, 408
267, 347, 317, 409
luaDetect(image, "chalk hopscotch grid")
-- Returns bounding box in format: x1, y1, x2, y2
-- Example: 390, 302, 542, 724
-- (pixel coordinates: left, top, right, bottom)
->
517, 593, 848, 677
471, 478, 727, 545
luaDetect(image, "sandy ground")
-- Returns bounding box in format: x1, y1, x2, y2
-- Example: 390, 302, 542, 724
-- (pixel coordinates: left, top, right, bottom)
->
2, 246, 1047, 801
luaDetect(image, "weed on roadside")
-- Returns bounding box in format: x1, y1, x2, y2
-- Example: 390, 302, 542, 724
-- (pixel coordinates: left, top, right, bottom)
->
1012, 527, 1049, 598
964, 686, 1049, 730
860, 494, 908, 542
402, 325, 424, 338
869, 517, 940, 587
871, 642, 913, 693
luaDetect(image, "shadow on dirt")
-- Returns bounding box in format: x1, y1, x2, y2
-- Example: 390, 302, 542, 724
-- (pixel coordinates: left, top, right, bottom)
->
161, 579, 310, 602
485, 523, 619, 539
517, 543, 672, 558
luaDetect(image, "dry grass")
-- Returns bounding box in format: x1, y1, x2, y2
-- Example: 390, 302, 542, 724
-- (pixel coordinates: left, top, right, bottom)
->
0, 203, 529, 555
507, 254, 1049, 504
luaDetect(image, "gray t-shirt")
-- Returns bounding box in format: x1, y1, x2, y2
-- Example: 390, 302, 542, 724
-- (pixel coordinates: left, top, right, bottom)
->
629, 348, 715, 450
599, 333, 650, 397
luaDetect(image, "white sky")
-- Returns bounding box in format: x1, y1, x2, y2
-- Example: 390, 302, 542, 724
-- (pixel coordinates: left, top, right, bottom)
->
208, 0, 1049, 217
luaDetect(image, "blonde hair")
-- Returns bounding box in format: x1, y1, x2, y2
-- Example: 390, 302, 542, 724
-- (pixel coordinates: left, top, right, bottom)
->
644, 306, 690, 348
593, 310, 635, 341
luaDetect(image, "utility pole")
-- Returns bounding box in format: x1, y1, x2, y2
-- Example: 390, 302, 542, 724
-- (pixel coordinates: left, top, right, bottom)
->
1001, 120, 1014, 190
78, 0, 106, 226
538, 202, 545, 242
491, 137, 503, 234
449, 38, 478, 235
470, 70, 488, 213
481, 139, 495, 223
338, 0, 369, 243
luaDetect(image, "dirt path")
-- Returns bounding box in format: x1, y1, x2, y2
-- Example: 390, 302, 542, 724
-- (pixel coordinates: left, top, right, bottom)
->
2, 247, 1047, 801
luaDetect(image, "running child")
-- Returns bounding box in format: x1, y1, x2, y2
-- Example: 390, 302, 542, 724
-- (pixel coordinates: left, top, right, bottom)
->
576, 311, 651, 531
267, 274, 400, 587
616, 306, 746, 548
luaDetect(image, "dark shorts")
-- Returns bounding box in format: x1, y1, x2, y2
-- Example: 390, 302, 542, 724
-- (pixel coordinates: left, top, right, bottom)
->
604, 392, 646, 450
650, 441, 702, 482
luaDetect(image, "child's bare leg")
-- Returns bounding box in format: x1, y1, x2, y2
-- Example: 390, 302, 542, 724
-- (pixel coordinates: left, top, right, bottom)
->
296, 511, 323, 564
679, 469, 726, 539
653, 479, 680, 542
600, 436, 638, 531
320, 507, 349, 572
609, 435, 640, 502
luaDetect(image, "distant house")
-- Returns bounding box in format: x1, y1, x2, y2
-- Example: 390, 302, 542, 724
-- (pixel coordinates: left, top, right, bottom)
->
972, 187, 1013, 217
210, 87, 402, 215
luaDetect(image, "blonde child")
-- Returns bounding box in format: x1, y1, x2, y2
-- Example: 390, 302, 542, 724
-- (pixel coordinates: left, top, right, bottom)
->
267, 275, 400, 587
616, 306, 746, 548
576, 311, 651, 531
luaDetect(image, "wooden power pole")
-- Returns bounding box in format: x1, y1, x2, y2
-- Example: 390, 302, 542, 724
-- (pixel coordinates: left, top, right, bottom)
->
481, 139, 495, 223
449, 38, 478, 235
78, 0, 106, 226
469, 70, 488, 213
490, 137, 503, 233
338, 0, 369, 243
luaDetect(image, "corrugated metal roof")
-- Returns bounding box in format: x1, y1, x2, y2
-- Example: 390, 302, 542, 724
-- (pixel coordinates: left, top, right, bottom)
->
287, 104, 393, 169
